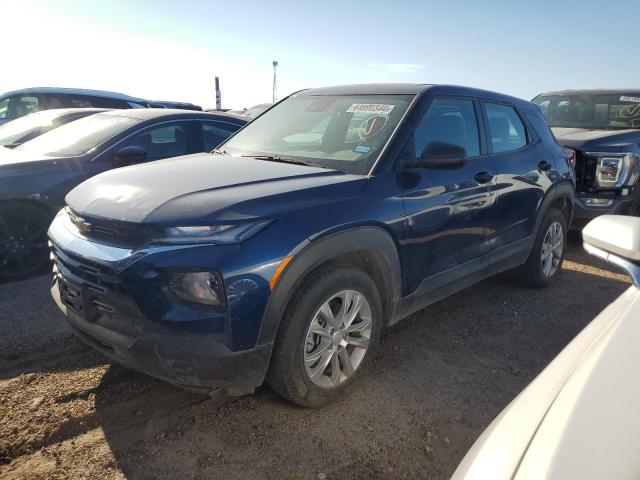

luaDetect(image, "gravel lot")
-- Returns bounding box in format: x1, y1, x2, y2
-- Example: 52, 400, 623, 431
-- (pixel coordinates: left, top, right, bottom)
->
0, 237, 632, 480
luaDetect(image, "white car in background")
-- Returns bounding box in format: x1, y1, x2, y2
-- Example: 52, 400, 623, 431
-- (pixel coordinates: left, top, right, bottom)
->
453, 215, 640, 480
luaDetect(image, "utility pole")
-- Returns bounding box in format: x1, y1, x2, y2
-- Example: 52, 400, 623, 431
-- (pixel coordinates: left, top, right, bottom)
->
272, 60, 278, 103
215, 76, 221, 110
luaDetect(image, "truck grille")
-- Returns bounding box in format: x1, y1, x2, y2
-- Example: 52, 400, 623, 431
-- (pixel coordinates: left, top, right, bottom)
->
575, 151, 598, 193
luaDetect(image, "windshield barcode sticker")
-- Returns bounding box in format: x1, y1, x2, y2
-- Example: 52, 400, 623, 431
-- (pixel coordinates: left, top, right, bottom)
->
346, 104, 395, 115
620, 96, 640, 103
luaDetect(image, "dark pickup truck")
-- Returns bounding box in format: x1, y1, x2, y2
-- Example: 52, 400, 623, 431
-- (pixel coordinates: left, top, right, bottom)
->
533, 90, 640, 228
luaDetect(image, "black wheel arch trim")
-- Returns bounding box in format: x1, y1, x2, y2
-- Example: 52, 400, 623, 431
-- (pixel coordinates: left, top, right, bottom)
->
257, 226, 402, 346
535, 181, 575, 234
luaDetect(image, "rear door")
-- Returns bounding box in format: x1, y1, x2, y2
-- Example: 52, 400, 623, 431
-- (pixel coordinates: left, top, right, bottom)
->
398, 96, 496, 294
480, 101, 554, 258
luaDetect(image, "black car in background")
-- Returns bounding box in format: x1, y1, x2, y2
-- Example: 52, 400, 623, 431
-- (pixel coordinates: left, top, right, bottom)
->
0, 87, 202, 126
0, 108, 108, 148
0, 109, 247, 280
533, 90, 640, 227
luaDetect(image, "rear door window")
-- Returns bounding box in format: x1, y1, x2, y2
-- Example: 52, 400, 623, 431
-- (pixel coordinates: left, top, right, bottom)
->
66, 95, 95, 108
84, 96, 130, 109
483, 103, 528, 153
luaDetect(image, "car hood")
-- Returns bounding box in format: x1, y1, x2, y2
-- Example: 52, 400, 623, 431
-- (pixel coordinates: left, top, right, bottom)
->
452, 284, 640, 480
66, 153, 367, 224
551, 127, 640, 152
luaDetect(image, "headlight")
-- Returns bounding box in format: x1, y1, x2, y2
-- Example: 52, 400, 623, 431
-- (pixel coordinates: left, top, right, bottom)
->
169, 271, 222, 305
590, 153, 640, 189
147, 220, 271, 244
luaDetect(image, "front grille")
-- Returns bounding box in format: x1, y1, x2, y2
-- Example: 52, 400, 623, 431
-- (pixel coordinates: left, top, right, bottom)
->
575, 150, 598, 193
68, 209, 146, 248
51, 243, 123, 297
50, 242, 143, 337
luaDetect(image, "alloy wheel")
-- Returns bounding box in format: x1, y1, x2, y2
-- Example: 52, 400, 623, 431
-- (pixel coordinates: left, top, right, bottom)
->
303, 290, 372, 389
540, 221, 564, 277
0, 210, 49, 278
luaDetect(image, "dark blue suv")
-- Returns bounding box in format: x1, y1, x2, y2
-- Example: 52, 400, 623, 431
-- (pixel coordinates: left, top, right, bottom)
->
49, 84, 574, 407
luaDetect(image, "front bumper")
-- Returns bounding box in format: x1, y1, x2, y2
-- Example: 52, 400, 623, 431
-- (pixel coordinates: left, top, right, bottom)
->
571, 195, 636, 229
48, 211, 272, 394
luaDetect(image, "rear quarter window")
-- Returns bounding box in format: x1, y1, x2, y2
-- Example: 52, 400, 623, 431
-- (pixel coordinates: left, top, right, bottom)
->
525, 110, 557, 145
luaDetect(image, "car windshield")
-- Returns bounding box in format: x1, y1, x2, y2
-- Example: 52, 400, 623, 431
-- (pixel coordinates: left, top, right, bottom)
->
16, 113, 141, 156
0, 110, 68, 146
533, 93, 640, 130
223, 94, 414, 174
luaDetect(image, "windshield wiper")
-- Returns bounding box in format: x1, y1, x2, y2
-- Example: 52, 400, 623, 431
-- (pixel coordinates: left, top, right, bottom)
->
241, 154, 315, 167
212, 148, 229, 155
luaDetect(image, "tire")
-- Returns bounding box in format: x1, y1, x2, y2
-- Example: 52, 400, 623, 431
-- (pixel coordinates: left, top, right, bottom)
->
516, 208, 567, 288
267, 264, 383, 408
0, 203, 52, 281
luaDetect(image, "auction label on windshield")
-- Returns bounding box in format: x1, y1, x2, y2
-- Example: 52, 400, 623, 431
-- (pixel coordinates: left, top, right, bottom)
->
620, 96, 640, 103
347, 104, 395, 115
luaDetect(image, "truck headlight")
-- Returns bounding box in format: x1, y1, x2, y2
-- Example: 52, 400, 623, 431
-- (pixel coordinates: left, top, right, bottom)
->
147, 220, 271, 244
591, 153, 640, 189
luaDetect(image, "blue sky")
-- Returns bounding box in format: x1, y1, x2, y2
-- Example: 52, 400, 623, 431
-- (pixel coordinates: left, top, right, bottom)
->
5, 0, 638, 109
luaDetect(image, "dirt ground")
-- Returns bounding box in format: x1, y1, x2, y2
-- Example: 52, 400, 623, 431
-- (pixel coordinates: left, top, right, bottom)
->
0, 237, 632, 479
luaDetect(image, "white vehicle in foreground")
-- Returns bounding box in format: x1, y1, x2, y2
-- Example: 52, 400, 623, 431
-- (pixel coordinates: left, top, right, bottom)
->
453, 215, 640, 480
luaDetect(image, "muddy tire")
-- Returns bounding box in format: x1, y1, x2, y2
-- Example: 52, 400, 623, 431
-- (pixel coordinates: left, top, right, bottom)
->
267, 264, 382, 408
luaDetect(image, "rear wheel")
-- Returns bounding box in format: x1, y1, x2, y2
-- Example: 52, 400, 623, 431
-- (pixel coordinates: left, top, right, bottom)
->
516, 208, 567, 288
0, 204, 51, 281
267, 264, 382, 407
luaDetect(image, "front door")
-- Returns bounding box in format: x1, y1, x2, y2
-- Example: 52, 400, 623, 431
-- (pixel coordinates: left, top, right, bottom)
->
398, 96, 495, 294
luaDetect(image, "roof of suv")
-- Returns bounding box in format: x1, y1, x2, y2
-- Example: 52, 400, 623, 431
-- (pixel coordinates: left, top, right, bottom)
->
1, 87, 145, 101
298, 83, 534, 110
537, 88, 640, 96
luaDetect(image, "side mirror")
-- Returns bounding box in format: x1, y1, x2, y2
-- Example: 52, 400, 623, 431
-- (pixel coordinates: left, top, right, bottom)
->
583, 215, 640, 286
406, 141, 467, 169
114, 145, 147, 165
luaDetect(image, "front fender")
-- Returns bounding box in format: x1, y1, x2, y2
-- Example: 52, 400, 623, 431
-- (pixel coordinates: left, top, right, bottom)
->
257, 226, 402, 346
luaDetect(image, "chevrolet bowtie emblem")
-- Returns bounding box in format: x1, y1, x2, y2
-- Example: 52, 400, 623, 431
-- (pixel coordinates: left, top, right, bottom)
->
70, 212, 91, 234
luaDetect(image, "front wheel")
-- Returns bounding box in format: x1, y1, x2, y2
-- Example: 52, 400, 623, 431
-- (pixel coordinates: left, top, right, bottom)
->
0, 204, 52, 281
267, 264, 382, 407
516, 208, 567, 288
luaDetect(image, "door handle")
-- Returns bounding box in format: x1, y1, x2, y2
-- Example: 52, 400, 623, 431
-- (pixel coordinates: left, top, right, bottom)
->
474, 171, 494, 184
538, 160, 552, 172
